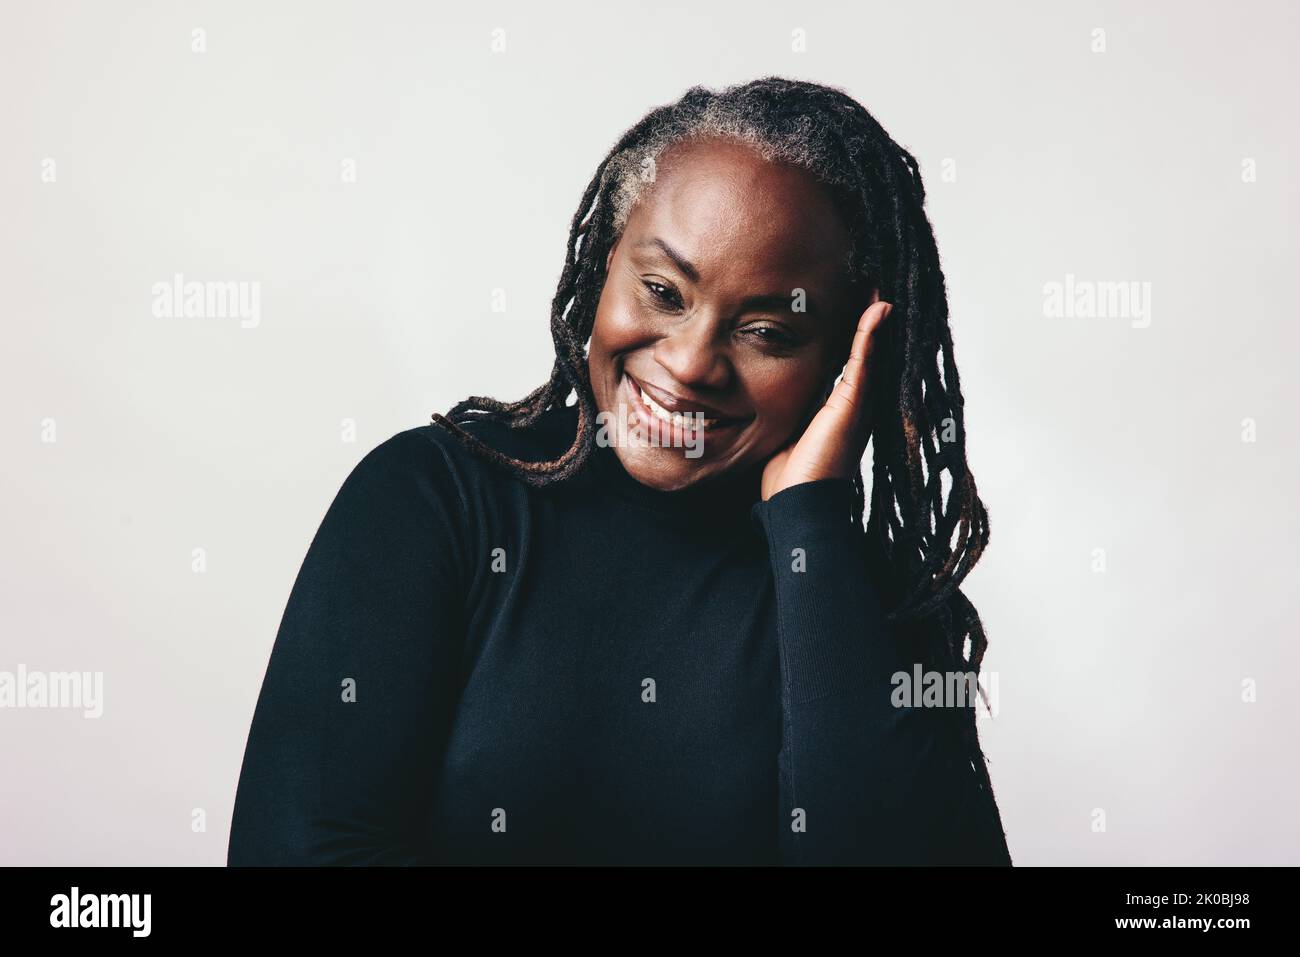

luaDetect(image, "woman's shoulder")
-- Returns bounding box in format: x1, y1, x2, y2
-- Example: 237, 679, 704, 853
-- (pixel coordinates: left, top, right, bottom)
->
353, 402, 582, 505
419, 403, 580, 466
315, 405, 579, 572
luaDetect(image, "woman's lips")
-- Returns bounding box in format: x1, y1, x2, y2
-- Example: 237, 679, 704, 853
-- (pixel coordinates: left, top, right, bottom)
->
620, 372, 745, 447
632, 374, 737, 420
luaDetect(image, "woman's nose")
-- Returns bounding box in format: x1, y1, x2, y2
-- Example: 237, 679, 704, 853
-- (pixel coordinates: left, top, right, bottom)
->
652, 318, 732, 392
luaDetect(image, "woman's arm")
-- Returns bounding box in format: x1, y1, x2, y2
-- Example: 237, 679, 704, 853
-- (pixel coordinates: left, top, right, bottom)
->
752, 477, 1012, 866
228, 430, 470, 865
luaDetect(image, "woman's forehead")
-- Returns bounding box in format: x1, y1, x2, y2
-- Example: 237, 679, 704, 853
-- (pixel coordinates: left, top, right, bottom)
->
623, 149, 852, 289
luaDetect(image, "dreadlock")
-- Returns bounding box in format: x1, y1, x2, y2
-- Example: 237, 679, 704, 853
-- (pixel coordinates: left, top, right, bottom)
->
430, 77, 1004, 836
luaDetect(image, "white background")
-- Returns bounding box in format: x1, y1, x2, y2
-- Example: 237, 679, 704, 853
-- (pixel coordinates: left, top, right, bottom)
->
2, 0, 1297, 864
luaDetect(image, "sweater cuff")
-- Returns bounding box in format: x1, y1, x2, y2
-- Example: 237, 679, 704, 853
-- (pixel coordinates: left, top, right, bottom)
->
750, 477, 857, 541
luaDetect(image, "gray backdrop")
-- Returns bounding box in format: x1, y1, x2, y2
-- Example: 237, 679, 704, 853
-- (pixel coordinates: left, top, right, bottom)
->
2, 0, 1297, 865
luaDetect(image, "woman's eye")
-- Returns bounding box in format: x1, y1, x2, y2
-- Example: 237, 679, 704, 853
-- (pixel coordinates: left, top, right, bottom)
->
641, 280, 682, 310
743, 325, 797, 347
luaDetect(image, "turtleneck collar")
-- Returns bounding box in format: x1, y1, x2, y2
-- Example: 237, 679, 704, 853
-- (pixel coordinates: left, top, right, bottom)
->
581, 422, 763, 525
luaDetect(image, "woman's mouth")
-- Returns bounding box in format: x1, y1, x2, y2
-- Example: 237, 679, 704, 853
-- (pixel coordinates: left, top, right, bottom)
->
620, 372, 747, 440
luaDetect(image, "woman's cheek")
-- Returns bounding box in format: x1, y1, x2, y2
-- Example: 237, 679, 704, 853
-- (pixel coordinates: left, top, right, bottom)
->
593, 289, 648, 351
753, 367, 823, 435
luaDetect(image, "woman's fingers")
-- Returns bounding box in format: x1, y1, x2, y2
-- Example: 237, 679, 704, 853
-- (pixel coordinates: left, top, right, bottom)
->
824, 300, 892, 432
761, 297, 893, 497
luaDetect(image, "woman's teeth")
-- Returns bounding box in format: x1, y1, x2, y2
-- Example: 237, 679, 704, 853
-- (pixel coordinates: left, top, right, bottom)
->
634, 379, 718, 430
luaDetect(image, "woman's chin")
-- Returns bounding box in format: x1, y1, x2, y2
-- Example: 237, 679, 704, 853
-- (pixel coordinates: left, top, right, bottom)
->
612, 444, 708, 491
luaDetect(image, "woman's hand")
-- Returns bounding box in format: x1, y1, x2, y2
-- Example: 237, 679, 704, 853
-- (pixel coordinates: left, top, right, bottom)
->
760, 297, 892, 501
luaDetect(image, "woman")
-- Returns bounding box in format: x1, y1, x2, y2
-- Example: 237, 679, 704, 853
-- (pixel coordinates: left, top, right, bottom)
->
228, 77, 1012, 866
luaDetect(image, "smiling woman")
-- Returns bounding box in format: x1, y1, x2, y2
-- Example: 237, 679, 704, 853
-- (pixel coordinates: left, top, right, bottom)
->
228, 76, 1010, 866
588, 135, 866, 494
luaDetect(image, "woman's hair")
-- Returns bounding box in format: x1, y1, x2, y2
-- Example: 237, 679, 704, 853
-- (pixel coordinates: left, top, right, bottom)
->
431, 76, 1002, 814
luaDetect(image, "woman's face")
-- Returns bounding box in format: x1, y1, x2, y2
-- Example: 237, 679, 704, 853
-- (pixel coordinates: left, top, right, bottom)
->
588, 136, 865, 492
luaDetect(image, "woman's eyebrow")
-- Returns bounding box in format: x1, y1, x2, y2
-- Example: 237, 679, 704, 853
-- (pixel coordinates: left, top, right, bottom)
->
634, 237, 699, 282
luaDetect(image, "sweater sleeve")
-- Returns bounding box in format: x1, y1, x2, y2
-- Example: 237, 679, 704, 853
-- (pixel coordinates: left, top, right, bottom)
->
227, 429, 470, 865
751, 478, 1012, 866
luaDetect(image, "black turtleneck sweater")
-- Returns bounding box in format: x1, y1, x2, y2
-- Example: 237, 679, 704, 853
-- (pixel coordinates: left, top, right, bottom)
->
227, 404, 1012, 866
